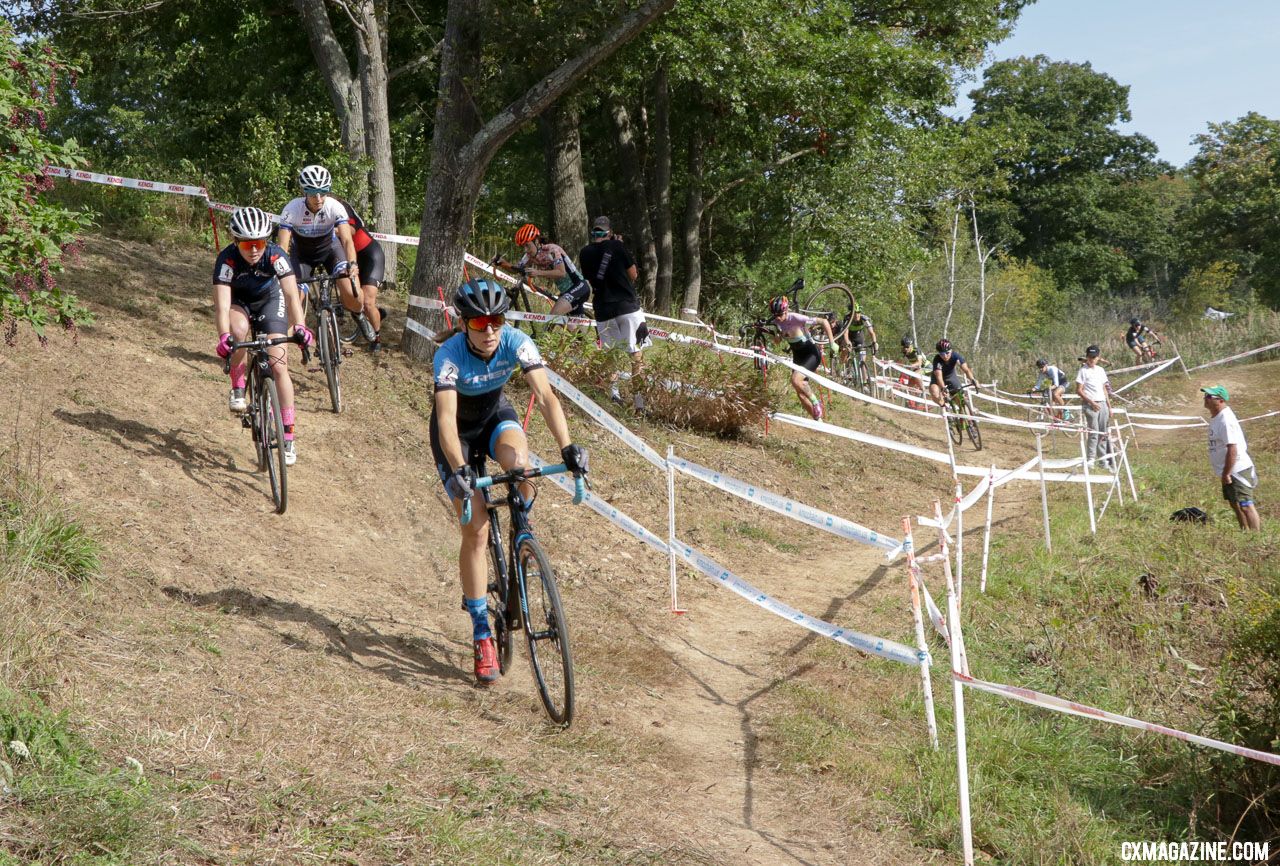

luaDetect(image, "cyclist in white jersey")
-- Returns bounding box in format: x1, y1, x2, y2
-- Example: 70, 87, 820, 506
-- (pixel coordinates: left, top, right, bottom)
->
1032, 358, 1070, 421
276, 165, 376, 342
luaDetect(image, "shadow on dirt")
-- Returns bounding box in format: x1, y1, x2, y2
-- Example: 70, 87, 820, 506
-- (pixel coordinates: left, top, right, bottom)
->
53, 407, 254, 493
162, 585, 473, 687
162, 343, 219, 373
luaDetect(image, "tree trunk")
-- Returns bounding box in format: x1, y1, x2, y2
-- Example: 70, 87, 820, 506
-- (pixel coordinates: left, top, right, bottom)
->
680, 120, 705, 314
540, 100, 588, 254
650, 64, 674, 314
943, 204, 960, 339
606, 92, 658, 308
356, 0, 398, 280
294, 0, 367, 209
403, 0, 677, 360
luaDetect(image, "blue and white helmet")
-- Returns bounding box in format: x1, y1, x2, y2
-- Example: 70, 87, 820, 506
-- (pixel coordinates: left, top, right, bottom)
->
298, 164, 332, 193
229, 206, 273, 240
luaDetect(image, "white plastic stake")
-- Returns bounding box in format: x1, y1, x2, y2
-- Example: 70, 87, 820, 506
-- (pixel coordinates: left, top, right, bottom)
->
1035, 434, 1052, 552
955, 480, 965, 605
902, 517, 939, 750
935, 499, 974, 866
980, 465, 995, 593
1080, 426, 1097, 534
666, 445, 685, 614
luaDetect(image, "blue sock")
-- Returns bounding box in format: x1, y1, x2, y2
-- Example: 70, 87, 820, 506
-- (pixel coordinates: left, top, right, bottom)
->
464, 596, 491, 641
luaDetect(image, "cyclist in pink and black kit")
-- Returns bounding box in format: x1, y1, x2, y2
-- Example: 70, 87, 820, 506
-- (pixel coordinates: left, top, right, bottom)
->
769, 295, 834, 420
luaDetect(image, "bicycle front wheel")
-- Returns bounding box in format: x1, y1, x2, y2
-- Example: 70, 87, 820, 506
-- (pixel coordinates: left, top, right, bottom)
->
486, 541, 513, 675
260, 378, 288, 513
319, 309, 343, 413
967, 418, 983, 450
518, 537, 574, 726
856, 357, 872, 395
801, 282, 856, 343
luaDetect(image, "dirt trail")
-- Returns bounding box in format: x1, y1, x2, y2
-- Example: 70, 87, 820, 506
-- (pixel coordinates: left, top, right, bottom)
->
2, 235, 1056, 864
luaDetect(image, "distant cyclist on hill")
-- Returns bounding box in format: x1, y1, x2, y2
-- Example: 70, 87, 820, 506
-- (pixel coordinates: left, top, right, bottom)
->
899, 336, 930, 408
331, 194, 389, 352
430, 278, 588, 684
276, 165, 377, 346
928, 339, 977, 408
212, 206, 312, 465
769, 295, 835, 421
846, 309, 878, 358
1032, 358, 1070, 421
496, 223, 591, 322
1124, 317, 1162, 364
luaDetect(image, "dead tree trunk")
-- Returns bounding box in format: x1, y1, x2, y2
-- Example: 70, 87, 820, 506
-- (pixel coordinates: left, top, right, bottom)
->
402, 0, 677, 360
355, 0, 398, 280
294, 0, 367, 206
540, 101, 588, 254
942, 204, 960, 339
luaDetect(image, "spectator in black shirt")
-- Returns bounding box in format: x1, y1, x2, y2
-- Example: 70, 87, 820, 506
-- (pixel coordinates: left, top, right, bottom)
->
579, 216, 650, 410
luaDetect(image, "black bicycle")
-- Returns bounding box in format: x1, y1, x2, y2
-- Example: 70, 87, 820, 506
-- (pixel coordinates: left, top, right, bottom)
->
461, 463, 585, 725
781, 277, 858, 345
487, 255, 563, 334
738, 319, 782, 371
224, 333, 309, 513
946, 383, 983, 451
299, 274, 345, 413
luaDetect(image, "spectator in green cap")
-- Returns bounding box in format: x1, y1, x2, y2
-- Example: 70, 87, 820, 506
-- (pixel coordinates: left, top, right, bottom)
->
1202, 385, 1261, 530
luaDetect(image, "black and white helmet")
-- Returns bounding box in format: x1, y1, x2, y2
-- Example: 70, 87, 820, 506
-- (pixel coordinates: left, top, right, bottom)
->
298, 164, 332, 192
453, 278, 509, 318
229, 206, 273, 240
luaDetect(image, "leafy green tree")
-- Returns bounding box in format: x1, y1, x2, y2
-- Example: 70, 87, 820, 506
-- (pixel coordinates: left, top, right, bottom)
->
967, 55, 1173, 293
1182, 112, 1280, 306
0, 23, 93, 342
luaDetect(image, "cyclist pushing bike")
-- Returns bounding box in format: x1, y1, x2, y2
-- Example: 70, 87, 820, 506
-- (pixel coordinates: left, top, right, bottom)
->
496, 223, 591, 323
430, 277, 588, 685
769, 295, 835, 420
928, 339, 978, 408
213, 207, 312, 465
276, 165, 378, 346
1124, 317, 1162, 364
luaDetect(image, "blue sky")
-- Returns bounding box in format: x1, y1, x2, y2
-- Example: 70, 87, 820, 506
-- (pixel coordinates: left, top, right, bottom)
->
950, 0, 1280, 167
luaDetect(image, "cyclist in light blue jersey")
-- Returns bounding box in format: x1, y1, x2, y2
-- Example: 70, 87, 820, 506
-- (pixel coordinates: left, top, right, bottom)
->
429, 278, 588, 684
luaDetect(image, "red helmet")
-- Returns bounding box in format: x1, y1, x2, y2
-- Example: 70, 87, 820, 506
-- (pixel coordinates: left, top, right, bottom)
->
514, 223, 541, 246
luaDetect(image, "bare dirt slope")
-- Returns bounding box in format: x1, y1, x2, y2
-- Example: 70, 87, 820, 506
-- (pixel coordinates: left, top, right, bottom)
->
2, 235, 1054, 864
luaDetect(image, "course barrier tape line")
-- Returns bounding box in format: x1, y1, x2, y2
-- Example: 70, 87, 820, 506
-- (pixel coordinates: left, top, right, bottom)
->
772, 412, 1118, 485
46, 165, 210, 198
901, 533, 951, 644
541, 370, 668, 471
528, 455, 926, 668
1112, 357, 1180, 393
1187, 339, 1280, 372
668, 454, 903, 558
956, 672, 1280, 768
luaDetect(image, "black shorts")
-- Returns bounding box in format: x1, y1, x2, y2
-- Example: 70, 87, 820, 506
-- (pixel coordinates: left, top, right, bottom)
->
429, 399, 522, 492
233, 285, 288, 336
356, 240, 385, 287
557, 280, 591, 316
790, 340, 822, 372
291, 236, 345, 282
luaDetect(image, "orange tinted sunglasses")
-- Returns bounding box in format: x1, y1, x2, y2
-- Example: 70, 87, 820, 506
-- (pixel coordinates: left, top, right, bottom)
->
237, 239, 267, 254
465, 314, 506, 332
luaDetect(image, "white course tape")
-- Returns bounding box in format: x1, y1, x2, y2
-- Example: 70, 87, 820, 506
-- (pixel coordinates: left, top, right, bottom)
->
529, 456, 925, 667
1187, 339, 1280, 372
958, 672, 1280, 767
1113, 357, 1179, 393
48, 165, 209, 198
542, 369, 668, 471
668, 454, 902, 558
772, 412, 1116, 485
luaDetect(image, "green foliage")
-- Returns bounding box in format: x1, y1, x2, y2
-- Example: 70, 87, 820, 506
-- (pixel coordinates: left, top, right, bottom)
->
0, 23, 95, 340
1174, 261, 1239, 323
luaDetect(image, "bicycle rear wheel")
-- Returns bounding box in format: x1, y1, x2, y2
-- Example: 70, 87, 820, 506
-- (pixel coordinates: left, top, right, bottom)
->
801, 282, 856, 343
518, 537, 574, 726
319, 309, 343, 413
258, 378, 289, 513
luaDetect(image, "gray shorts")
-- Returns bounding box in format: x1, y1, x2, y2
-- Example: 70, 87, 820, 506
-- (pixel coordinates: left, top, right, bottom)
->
1223, 467, 1259, 506
596, 311, 651, 354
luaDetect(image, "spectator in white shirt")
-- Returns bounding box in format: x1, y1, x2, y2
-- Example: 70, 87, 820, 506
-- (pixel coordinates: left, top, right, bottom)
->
1075, 345, 1114, 470
1202, 385, 1261, 530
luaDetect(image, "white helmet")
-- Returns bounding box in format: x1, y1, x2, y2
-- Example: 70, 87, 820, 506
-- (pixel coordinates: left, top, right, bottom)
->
298, 164, 332, 192
229, 206, 273, 240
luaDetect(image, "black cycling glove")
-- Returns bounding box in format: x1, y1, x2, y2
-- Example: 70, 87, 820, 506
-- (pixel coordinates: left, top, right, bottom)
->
445, 465, 476, 500
561, 444, 589, 477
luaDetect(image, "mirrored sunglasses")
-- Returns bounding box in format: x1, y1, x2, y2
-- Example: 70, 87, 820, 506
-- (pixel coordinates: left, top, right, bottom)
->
465, 314, 506, 332
237, 239, 267, 254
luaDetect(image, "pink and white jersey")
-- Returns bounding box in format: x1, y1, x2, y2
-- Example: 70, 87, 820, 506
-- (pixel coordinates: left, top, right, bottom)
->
278, 196, 349, 257
775, 311, 816, 342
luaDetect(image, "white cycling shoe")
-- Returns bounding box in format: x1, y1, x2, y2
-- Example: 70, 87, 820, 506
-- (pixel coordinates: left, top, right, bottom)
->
228, 388, 247, 414
283, 440, 297, 466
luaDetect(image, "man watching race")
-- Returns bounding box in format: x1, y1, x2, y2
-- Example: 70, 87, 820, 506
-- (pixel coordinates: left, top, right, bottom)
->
429, 278, 588, 684
212, 206, 313, 465
929, 338, 978, 408
579, 215, 650, 411
276, 164, 377, 346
